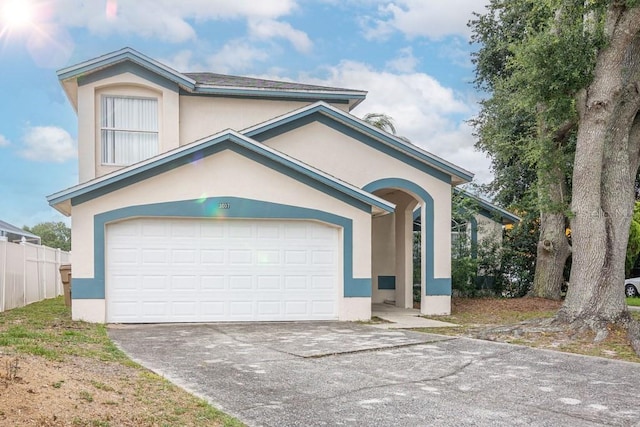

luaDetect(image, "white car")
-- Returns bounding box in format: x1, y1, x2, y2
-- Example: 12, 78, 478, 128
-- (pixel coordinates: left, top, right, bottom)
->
625, 278, 640, 297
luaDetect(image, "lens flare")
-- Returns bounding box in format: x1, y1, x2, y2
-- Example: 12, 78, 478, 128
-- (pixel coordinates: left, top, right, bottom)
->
1, 0, 33, 30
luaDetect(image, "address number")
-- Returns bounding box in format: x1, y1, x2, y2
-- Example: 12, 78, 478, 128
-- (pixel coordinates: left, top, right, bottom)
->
218, 202, 231, 209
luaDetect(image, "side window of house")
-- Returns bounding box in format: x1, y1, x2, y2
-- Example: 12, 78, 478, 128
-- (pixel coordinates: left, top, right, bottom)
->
451, 218, 468, 250
101, 95, 158, 166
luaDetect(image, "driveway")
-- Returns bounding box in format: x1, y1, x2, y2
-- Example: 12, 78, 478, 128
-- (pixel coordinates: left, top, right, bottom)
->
109, 322, 640, 427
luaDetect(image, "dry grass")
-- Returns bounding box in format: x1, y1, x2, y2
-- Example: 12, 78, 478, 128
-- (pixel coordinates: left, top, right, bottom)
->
0, 297, 244, 427
421, 297, 640, 363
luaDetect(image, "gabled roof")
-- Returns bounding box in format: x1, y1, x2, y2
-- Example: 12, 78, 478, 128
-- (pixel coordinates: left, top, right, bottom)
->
0, 220, 41, 243
454, 188, 521, 224
47, 130, 396, 217
243, 101, 474, 185
57, 47, 367, 111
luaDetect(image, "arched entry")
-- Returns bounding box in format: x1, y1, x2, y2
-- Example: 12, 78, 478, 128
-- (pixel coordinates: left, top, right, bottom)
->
363, 178, 443, 312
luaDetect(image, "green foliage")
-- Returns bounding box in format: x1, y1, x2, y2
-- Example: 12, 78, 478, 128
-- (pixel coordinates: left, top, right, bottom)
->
626, 201, 640, 276
23, 221, 71, 251
451, 222, 479, 297
498, 212, 539, 296
362, 113, 396, 135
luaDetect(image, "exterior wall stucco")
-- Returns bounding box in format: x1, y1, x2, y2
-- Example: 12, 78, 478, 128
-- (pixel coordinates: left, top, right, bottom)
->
70, 149, 372, 321
179, 97, 350, 147
262, 120, 452, 280
77, 72, 180, 182
476, 214, 504, 247
371, 214, 395, 303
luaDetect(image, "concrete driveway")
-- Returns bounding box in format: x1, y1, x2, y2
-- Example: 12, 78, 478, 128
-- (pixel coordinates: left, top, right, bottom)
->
108, 322, 640, 427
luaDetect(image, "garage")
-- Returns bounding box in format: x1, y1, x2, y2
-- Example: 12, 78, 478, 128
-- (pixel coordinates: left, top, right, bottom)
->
105, 217, 340, 323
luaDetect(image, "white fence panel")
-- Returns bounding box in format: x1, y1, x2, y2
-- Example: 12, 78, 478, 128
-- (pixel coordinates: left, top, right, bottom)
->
0, 238, 71, 313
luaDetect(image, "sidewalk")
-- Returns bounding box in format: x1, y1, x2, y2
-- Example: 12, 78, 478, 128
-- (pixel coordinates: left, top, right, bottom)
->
371, 302, 458, 329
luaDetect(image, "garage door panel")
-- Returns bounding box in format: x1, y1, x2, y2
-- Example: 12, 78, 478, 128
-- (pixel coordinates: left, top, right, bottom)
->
107, 218, 339, 322
202, 250, 225, 264
142, 249, 168, 264
229, 250, 252, 264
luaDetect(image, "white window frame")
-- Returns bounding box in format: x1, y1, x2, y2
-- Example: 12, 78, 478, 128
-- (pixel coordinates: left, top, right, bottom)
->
100, 95, 159, 166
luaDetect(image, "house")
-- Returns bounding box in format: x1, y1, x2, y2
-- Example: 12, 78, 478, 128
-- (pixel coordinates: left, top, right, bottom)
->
47, 47, 496, 324
0, 220, 41, 244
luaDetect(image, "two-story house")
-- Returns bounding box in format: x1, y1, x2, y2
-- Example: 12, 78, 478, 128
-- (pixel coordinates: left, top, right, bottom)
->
48, 47, 509, 324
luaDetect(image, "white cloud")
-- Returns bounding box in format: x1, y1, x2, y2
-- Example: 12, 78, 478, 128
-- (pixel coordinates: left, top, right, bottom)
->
301, 61, 491, 184
385, 46, 418, 73
206, 40, 271, 73
363, 0, 488, 40
53, 0, 300, 43
248, 19, 313, 53
0, 134, 9, 147
20, 126, 76, 163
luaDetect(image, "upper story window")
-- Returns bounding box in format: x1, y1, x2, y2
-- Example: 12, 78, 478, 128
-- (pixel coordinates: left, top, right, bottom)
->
101, 95, 158, 166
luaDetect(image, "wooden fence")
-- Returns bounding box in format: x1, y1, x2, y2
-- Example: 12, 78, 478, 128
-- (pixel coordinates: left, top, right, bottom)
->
0, 237, 71, 312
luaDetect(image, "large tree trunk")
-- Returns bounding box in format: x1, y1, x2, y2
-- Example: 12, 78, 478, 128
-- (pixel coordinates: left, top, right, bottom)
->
559, 4, 640, 328
532, 166, 571, 300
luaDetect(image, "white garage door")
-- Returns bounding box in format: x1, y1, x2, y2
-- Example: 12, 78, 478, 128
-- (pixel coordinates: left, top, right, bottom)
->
106, 218, 340, 323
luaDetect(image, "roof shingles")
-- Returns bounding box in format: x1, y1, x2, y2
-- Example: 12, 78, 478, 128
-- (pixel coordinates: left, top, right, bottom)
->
184, 72, 362, 93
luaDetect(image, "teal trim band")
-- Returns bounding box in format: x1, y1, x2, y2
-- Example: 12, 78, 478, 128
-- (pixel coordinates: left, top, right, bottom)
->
58, 48, 196, 88
429, 278, 452, 296
72, 197, 371, 299
59, 48, 363, 105
50, 132, 393, 215
71, 278, 103, 299
378, 275, 396, 290
363, 178, 451, 296
470, 217, 478, 259
182, 88, 362, 103
349, 278, 373, 297
245, 105, 472, 183
250, 113, 452, 184
77, 61, 179, 92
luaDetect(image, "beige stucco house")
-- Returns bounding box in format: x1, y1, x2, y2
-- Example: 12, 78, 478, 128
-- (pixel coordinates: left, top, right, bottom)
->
47, 47, 509, 324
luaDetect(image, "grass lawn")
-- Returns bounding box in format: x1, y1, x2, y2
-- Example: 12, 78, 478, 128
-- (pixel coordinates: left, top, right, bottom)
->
627, 296, 640, 307
0, 297, 245, 427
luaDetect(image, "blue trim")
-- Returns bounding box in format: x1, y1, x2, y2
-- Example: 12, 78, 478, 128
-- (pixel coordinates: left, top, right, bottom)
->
470, 216, 478, 259
429, 278, 452, 295
184, 88, 364, 103
49, 132, 393, 215
58, 48, 364, 105
363, 178, 451, 296
245, 105, 472, 183
378, 276, 396, 290
58, 48, 195, 89
78, 61, 179, 92
453, 188, 520, 224
72, 197, 371, 300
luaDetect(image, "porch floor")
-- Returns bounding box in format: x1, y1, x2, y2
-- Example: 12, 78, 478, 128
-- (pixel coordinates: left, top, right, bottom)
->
371, 303, 458, 329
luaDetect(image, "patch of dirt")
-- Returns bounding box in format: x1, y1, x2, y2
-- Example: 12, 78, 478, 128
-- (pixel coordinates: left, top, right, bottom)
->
432, 297, 640, 363
0, 353, 225, 426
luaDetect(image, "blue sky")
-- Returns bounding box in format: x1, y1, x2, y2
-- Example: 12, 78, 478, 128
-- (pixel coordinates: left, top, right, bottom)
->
0, 0, 490, 228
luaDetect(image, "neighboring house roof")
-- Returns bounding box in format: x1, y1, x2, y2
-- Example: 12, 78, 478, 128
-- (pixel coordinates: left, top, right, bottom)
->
454, 188, 521, 224
47, 130, 396, 217
411, 189, 520, 231
57, 47, 367, 111
0, 219, 41, 243
243, 101, 474, 185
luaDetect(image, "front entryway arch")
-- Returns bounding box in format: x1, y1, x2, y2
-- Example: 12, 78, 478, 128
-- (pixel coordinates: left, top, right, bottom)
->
363, 178, 449, 314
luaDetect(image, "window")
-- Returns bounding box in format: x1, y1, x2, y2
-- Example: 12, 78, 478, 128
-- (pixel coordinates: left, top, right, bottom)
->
451, 218, 468, 251
101, 95, 158, 165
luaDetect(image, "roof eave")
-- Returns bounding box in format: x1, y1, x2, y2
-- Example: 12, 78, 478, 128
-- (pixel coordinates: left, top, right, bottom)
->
244, 101, 474, 184
46, 130, 395, 215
